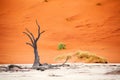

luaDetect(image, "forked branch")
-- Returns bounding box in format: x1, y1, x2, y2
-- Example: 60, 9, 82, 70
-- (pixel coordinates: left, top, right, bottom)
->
23, 32, 34, 44
25, 28, 35, 42
23, 20, 45, 48
62, 56, 70, 65
35, 20, 45, 42
26, 42, 34, 47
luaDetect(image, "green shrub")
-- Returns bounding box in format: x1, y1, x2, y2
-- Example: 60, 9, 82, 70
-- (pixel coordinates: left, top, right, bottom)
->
57, 43, 66, 50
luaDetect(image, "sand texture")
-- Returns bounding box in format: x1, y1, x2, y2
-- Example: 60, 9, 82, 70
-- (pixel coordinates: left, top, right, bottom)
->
0, 0, 120, 63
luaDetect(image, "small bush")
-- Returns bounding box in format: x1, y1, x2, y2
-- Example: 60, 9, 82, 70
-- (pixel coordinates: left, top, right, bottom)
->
57, 43, 66, 50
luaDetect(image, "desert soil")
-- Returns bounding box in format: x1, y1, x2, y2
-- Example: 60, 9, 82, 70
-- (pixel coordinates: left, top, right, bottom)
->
0, 63, 120, 80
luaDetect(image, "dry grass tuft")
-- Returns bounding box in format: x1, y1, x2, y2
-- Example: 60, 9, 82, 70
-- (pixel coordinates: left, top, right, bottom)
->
55, 50, 108, 63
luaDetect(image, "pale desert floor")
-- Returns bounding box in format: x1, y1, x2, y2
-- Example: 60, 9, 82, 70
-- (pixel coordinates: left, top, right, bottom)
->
0, 63, 120, 80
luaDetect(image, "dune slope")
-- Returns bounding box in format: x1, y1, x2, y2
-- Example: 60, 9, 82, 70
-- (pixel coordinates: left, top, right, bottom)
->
0, 0, 120, 63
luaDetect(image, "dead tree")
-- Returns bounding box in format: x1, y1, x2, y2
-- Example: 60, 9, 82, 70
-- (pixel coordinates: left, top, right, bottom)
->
23, 20, 45, 68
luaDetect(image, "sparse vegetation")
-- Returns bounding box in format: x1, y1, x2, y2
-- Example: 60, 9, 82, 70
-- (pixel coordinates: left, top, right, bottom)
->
57, 43, 66, 50
55, 50, 108, 63
74, 51, 108, 63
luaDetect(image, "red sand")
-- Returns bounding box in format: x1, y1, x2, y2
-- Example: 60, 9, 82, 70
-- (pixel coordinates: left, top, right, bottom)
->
0, 0, 120, 64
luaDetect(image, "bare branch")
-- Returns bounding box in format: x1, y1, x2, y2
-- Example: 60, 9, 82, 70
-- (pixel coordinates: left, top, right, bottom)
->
40, 30, 45, 34
25, 28, 35, 41
61, 56, 69, 65
36, 20, 41, 36
36, 30, 40, 42
35, 20, 45, 42
26, 42, 34, 47
35, 20, 40, 42
23, 32, 34, 44
36, 20, 40, 29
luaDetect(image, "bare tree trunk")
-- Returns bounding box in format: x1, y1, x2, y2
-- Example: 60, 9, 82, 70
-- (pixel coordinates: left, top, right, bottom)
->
33, 48, 40, 67
33, 45, 42, 68
23, 20, 45, 68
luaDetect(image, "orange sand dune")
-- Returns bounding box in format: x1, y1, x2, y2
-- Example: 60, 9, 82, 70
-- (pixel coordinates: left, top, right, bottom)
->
0, 0, 120, 64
